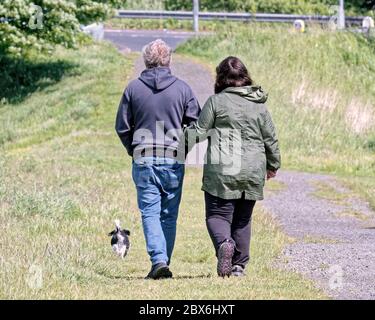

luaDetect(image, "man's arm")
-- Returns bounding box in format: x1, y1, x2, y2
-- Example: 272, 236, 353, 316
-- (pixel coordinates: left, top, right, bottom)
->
182, 96, 215, 156
115, 88, 134, 156
194, 97, 215, 136
182, 86, 201, 127
259, 106, 281, 172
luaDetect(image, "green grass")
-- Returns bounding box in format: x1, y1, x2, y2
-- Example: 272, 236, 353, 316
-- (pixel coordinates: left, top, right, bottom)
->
120, 0, 164, 10
333, 209, 370, 221
106, 18, 230, 32
265, 180, 287, 192
302, 235, 340, 244
119, 0, 373, 15
339, 176, 375, 210
310, 181, 352, 205
310, 180, 372, 221
177, 24, 375, 209
0, 42, 325, 299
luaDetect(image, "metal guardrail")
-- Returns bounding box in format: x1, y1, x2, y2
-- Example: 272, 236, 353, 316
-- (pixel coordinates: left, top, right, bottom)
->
116, 10, 364, 25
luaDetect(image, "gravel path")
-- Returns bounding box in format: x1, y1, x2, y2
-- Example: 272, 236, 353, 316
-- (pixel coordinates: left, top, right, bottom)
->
129, 51, 375, 300
263, 171, 375, 300
105, 29, 199, 52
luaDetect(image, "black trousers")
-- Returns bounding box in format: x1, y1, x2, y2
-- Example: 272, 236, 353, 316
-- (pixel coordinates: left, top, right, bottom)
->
204, 192, 256, 269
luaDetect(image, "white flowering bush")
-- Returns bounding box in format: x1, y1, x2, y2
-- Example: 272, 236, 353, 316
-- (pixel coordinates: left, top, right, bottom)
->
0, 0, 121, 56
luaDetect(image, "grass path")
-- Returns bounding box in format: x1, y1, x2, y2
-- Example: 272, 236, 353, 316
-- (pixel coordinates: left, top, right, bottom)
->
0, 43, 325, 299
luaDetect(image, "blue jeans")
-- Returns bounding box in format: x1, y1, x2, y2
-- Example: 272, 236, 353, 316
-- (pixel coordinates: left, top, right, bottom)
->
132, 157, 185, 266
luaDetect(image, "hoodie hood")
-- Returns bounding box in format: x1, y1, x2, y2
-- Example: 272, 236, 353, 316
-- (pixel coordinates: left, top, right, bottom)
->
223, 85, 268, 104
139, 67, 177, 91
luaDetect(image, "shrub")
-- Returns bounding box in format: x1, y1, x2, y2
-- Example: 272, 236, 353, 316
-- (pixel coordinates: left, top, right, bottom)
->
164, 0, 374, 15
0, 0, 121, 56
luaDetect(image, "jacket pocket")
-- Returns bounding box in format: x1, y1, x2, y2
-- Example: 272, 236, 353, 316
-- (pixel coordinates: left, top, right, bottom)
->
245, 150, 267, 185
160, 165, 184, 190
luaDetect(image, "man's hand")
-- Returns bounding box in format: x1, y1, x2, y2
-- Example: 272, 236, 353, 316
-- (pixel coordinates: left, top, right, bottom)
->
267, 170, 277, 180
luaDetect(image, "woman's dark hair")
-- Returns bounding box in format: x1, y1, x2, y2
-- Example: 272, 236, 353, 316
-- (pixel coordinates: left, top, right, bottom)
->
214, 56, 253, 94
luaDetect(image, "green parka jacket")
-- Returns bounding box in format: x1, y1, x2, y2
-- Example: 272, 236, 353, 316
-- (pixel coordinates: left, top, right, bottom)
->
186, 85, 281, 201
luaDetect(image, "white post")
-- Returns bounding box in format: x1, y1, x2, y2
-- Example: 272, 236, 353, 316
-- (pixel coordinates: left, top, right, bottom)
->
193, 0, 199, 33
338, 0, 345, 29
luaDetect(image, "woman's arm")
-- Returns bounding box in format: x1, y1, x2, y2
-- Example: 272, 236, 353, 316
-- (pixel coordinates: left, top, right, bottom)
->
182, 86, 201, 127
184, 97, 215, 153
260, 107, 281, 173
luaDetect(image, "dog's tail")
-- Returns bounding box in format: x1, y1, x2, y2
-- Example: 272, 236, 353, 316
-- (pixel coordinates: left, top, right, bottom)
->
114, 219, 121, 230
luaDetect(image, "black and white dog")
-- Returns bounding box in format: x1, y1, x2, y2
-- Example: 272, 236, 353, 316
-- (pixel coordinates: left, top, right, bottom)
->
108, 220, 130, 259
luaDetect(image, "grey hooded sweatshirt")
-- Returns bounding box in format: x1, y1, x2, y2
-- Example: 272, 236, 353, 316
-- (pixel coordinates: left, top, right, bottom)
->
115, 67, 201, 159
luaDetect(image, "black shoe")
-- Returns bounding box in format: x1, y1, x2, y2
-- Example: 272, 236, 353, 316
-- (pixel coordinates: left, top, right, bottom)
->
231, 265, 245, 277
145, 263, 173, 280
217, 240, 235, 278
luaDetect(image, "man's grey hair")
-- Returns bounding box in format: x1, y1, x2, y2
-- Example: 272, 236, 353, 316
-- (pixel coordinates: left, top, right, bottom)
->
142, 39, 172, 69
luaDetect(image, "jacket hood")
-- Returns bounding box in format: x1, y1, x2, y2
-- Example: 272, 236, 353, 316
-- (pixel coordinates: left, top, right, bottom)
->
139, 67, 177, 91
223, 85, 268, 103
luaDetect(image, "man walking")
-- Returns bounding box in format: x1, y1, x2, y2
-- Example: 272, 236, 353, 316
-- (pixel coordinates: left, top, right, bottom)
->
115, 39, 200, 279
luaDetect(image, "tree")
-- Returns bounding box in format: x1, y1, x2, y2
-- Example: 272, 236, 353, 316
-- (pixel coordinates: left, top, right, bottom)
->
347, 0, 375, 10
0, 0, 121, 56
164, 0, 374, 14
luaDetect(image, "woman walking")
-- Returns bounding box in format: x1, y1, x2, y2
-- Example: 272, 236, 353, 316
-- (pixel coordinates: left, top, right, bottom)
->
186, 56, 281, 277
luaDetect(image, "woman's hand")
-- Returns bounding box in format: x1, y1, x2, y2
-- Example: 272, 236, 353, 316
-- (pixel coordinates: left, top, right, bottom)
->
267, 170, 277, 180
